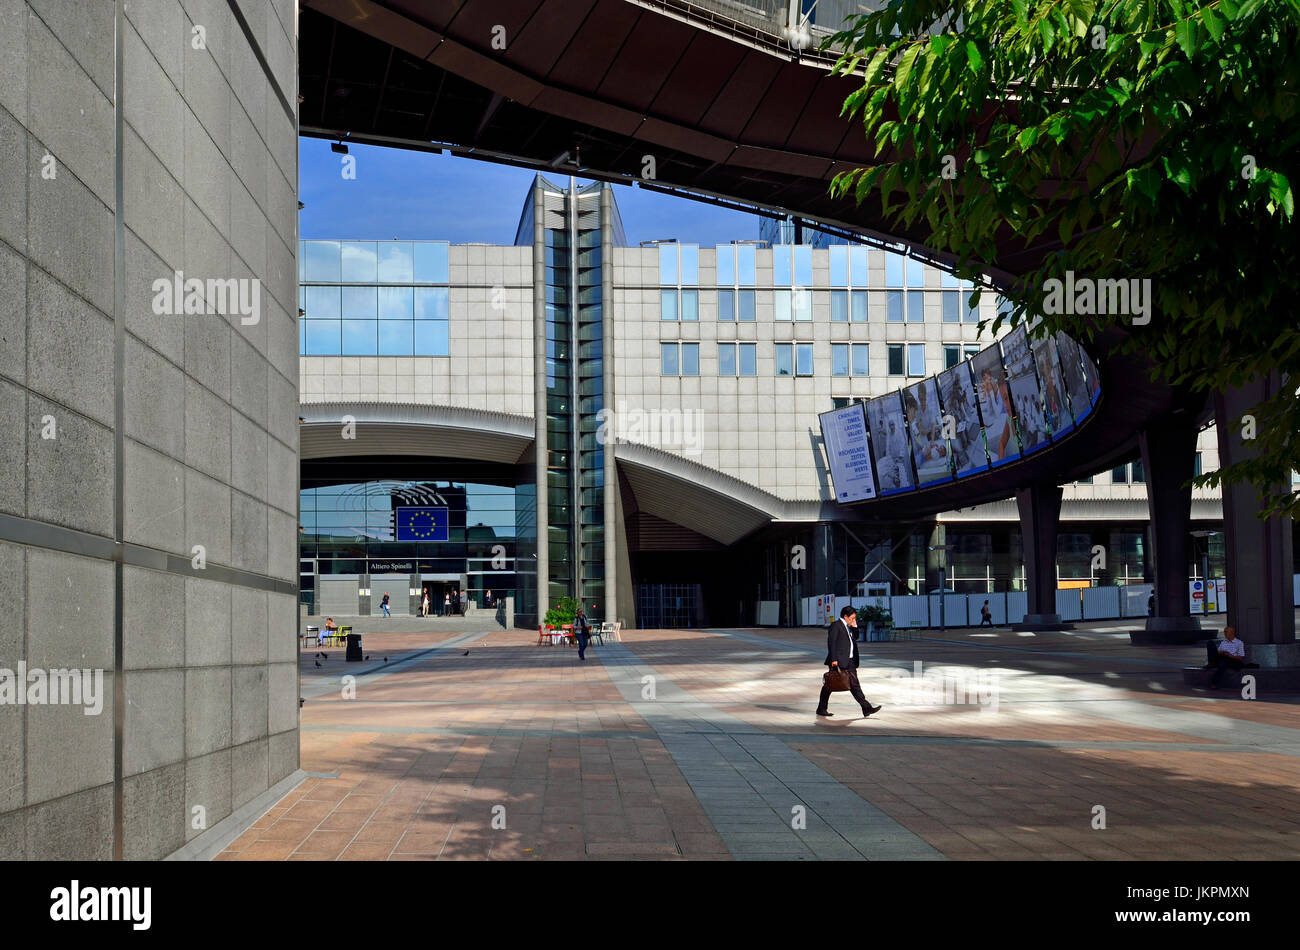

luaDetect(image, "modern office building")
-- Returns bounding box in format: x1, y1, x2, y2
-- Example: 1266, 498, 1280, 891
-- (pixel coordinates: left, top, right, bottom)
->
299, 175, 1251, 630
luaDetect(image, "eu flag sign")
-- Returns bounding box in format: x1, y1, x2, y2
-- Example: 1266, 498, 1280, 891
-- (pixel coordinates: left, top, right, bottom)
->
395, 507, 449, 542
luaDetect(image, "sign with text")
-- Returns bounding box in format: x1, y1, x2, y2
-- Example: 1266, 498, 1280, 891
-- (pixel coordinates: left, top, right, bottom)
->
819, 404, 878, 503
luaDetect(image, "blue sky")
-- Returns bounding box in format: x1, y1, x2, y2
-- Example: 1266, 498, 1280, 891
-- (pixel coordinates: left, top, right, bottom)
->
298, 138, 764, 246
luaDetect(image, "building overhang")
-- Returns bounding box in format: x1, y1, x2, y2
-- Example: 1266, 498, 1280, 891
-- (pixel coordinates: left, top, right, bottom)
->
300, 401, 535, 464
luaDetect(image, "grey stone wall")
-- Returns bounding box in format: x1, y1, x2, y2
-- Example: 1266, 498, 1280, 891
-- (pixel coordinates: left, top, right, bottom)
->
0, 0, 299, 860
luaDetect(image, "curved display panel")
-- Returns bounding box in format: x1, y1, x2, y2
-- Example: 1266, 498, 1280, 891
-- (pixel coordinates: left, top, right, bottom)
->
865, 393, 916, 495
902, 378, 954, 487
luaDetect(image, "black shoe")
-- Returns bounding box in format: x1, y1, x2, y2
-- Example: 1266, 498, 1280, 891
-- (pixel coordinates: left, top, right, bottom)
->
815, 710, 833, 717
862, 704, 882, 716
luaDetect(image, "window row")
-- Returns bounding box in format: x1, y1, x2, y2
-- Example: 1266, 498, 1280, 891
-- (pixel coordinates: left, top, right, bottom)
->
660, 288, 981, 322
658, 243, 973, 290
302, 319, 450, 356
301, 285, 451, 321
300, 240, 451, 284
660, 342, 950, 378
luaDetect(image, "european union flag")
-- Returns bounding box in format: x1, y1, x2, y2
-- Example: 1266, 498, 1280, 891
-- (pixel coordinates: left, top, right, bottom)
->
395, 507, 449, 542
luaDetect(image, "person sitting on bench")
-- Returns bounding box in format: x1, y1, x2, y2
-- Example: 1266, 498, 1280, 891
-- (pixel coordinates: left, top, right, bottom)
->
321, 617, 337, 646
1208, 626, 1248, 689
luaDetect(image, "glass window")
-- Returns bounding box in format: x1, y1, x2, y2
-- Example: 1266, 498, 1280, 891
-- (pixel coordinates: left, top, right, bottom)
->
304, 320, 340, 355
378, 286, 413, 319
738, 290, 756, 321
965, 292, 981, 323
792, 288, 812, 322
774, 290, 791, 321
341, 319, 377, 355
886, 290, 903, 323
830, 290, 848, 322
884, 251, 904, 287
942, 291, 960, 323
414, 242, 450, 283
1194, 452, 1202, 476
907, 343, 926, 376
718, 343, 736, 376
341, 285, 377, 319
796, 343, 813, 376
964, 344, 980, 359
775, 343, 793, 376
661, 343, 678, 375
377, 242, 414, 282
680, 245, 699, 285
739, 343, 757, 376
907, 290, 925, 323
681, 289, 699, 321
944, 344, 961, 369
1131, 459, 1145, 483
304, 240, 341, 282
414, 321, 449, 356
305, 285, 340, 319
378, 320, 413, 355
887, 344, 904, 375
832, 343, 849, 376
773, 246, 792, 286
659, 243, 678, 285
851, 290, 869, 322
1111, 466, 1129, 484
340, 241, 378, 282
830, 246, 848, 287
414, 287, 449, 320
852, 343, 869, 376
849, 246, 868, 286
718, 289, 735, 321
794, 246, 812, 287
1076, 475, 1093, 485
716, 245, 734, 286
661, 289, 678, 321
681, 342, 699, 376
941, 270, 958, 289
906, 256, 925, 287
737, 244, 756, 285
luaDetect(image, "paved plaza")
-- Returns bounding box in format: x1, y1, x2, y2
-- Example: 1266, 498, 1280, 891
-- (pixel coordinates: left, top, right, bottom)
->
220, 619, 1300, 861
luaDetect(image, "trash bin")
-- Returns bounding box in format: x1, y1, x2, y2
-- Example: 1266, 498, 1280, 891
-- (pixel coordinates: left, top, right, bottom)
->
346, 632, 363, 662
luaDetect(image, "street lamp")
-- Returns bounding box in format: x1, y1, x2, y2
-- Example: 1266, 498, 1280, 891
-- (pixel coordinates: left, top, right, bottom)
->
928, 543, 957, 629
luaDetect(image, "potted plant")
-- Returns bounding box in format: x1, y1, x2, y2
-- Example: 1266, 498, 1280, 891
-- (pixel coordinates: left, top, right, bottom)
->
858, 604, 894, 642
543, 595, 580, 632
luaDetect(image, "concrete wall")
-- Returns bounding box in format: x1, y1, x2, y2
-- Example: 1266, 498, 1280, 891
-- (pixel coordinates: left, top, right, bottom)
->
0, 0, 299, 860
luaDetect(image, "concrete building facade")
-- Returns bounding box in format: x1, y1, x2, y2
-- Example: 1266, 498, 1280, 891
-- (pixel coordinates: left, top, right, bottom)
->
0, 0, 301, 860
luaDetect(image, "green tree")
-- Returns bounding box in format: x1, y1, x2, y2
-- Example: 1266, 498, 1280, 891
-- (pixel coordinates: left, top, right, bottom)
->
827, 0, 1299, 516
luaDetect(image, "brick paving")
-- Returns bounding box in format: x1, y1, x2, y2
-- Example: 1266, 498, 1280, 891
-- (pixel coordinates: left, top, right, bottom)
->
221, 622, 1300, 860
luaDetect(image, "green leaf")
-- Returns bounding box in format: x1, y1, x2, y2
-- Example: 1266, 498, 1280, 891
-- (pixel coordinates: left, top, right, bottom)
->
965, 39, 983, 75
1202, 6, 1226, 42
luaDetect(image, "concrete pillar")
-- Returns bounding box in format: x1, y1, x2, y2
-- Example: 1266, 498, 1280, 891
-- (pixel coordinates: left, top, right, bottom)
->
1215, 376, 1297, 667
1130, 412, 1204, 644
1013, 483, 1069, 629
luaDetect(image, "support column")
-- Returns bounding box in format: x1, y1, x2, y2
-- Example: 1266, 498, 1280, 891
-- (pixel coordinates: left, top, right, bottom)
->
1215, 376, 1297, 667
1130, 412, 1204, 644
1013, 483, 1070, 630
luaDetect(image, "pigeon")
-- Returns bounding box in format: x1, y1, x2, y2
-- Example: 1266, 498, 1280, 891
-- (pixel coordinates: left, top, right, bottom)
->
299, 697, 305, 708
323, 653, 329, 660
365, 655, 370, 661
314, 660, 320, 667
462, 650, 470, 656
384, 657, 388, 663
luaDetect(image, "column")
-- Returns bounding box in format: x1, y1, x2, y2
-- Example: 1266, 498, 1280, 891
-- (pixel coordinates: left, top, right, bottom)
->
1013, 483, 1068, 629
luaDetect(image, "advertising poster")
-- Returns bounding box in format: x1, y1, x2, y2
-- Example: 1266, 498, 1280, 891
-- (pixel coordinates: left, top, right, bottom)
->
902, 378, 954, 487
1054, 331, 1094, 424
1080, 342, 1102, 405
1033, 335, 1075, 439
865, 392, 916, 495
936, 361, 989, 477
971, 345, 1021, 466
818, 403, 878, 503
1000, 325, 1050, 455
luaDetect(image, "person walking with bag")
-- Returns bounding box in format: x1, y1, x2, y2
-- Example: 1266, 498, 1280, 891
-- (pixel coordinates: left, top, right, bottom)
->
817, 606, 882, 719
573, 607, 591, 661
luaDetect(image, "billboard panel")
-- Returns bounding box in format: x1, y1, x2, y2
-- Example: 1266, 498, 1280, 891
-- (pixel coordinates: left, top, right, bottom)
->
865, 392, 915, 495
971, 345, 1021, 466
936, 361, 989, 477
1033, 335, 1075, 439
1054, 331, 1094, 424
818, 403, 878, 503
902, 378, 953, 487
1001, 325, 1050, 455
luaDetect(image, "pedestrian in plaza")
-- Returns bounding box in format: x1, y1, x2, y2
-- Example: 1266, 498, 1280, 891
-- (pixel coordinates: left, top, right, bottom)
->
979, 600, 993, 626
443, 591, 451, 616
421, 589, 430, 617
380, 592, 391, 618
1208, 626, 1250, 689
452, 588, 461, 615
817, 606, 882, 719
1147, 592, 1155, 616
486, 589, 494, 608
573, 606, 591, 661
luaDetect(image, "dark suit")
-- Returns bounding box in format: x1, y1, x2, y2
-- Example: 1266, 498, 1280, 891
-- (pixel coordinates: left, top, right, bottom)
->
817, 618, 874, 715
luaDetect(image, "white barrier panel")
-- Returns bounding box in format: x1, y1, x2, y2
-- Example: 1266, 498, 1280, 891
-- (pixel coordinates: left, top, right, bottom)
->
756, 601, 779, 625
1007, 592, 1028, 624
1295, 574, 1300, 606
926, 593, 973, 626
890, 595, 930, 629
1120, 584, 1152, 618
1055, 588, 1083, 621
1081, 585, 1121, 620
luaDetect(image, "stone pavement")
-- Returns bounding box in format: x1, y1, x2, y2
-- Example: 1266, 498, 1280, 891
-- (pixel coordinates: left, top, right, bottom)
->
220, 620, 1300, 860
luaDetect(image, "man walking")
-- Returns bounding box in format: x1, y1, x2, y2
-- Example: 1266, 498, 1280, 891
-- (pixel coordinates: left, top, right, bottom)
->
573, 606, 591, 661
380, 592, 390, 618
817, 606, 882, 719
979, 600, 993, 626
